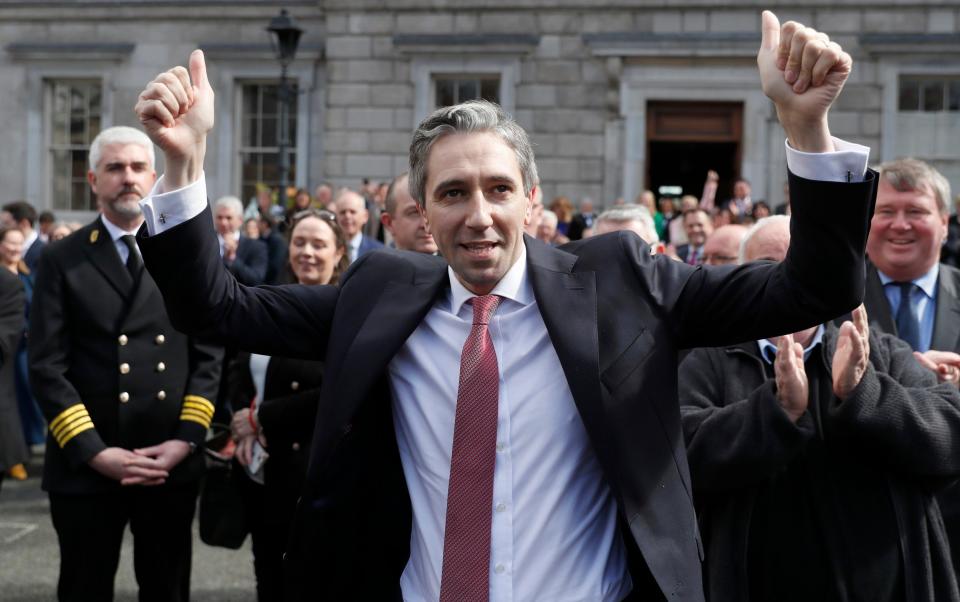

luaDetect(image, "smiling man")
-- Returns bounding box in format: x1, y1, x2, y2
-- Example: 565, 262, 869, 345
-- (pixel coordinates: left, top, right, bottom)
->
135, 13, 876, 602
380, 172, 438, 254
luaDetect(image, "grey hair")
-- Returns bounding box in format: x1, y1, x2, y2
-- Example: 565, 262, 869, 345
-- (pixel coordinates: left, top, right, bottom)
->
541, 208, 558, 228
89, 126, 155, 171
408, 99, 538, 206
596, 204, 660, 244
738, 214, 791, 264
214, 195, 244, 218
875, 157, 951, 215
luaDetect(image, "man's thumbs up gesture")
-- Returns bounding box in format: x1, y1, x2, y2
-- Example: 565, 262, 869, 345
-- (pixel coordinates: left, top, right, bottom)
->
757, 11, 853, 153
135, 49, 214, 190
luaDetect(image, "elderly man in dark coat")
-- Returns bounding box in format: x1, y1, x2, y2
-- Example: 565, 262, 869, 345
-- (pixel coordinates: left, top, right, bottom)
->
680, 215, 960, 602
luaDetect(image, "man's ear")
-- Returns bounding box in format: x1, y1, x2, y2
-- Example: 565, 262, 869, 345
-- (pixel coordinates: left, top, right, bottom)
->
417, 201, 432, 235
524, 186, 536, 226
380, 212, 394, 235
87, 169, 98, 195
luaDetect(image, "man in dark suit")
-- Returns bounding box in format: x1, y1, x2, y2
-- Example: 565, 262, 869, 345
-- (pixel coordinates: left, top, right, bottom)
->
336, 188, 383, 263
674, 208, 714, 266
212, 195, 268, 285
29, 126, 222, 601
1, 200, 45, 273
135, 14, 870, 601
852, 158, 960, 578
566, 198, 596, 241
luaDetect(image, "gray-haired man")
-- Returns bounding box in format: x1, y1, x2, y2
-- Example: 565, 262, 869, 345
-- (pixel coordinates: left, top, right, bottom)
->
134, 13, 873, 601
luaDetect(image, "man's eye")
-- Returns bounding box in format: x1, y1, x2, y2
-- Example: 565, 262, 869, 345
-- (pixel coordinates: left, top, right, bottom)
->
443, 189, 462, 198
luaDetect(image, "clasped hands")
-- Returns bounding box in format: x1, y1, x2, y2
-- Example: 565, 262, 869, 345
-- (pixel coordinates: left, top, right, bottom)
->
88, 440, 192, 486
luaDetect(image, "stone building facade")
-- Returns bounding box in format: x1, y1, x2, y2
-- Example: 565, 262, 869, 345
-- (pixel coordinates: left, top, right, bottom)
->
0, 0, 957, 221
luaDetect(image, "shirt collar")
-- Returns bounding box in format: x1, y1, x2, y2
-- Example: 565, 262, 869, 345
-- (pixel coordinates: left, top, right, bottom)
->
877, 263, 939, 299
448, 245, 534, 316
757, 324, 825, 365
23, 228, 38, 248
348, 231, 363, 250
100, 214, 142, 241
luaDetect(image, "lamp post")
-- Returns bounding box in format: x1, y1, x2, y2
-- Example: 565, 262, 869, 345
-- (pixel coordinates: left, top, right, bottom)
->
267, 9, 303, 210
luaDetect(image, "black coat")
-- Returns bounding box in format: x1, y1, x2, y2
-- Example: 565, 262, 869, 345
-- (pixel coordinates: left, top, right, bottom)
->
29, 217, 223, 494
0, 268, 27, 472
140, 170, 877, 601
228, 235, 268, 285
680, 325, 960, 602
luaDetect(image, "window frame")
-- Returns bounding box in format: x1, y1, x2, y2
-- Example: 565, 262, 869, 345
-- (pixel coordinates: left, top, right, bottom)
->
234, 79, 300, 206
411, 57, 520, 127
44, 78, 104, 212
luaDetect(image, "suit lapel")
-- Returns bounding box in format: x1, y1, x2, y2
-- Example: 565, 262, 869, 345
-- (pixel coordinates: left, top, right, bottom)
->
82, 218, 134, 299
525, 237, 603, 433
864, 263, 896, 334
933, 267, 960, 351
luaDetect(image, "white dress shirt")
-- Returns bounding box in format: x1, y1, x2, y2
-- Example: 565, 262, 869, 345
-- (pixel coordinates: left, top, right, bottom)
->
390, 249, 631, 601
138, 139, 871, 601
347, 231, 363, 264
99, 214, 143, 265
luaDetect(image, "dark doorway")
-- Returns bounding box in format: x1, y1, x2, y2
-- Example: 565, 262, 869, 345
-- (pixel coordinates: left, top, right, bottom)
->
645, 101, 743, 203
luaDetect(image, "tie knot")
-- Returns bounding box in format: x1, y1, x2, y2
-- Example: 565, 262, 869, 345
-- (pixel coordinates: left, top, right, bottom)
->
121, 234, 137, 251
469, 295, 501, 325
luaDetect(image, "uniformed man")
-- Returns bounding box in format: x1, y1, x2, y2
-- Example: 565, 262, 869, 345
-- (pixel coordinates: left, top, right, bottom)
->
29, 125, 222, 602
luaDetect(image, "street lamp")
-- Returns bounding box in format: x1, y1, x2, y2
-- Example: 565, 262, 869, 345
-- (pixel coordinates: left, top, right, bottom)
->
267, 9, 303, 210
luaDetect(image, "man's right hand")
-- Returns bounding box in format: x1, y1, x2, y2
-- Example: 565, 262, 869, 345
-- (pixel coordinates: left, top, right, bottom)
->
134, 49, 214, 191
88, 446, 169, 486
775, 333, 809, 422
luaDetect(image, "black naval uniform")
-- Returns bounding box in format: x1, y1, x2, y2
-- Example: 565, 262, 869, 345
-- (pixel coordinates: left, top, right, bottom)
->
29, 217, 222, 602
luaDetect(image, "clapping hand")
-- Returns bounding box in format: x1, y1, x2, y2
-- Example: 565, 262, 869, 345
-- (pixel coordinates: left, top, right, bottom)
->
832, 305, 871, 399
913, 349, 960, 387
775, 333, 809, 423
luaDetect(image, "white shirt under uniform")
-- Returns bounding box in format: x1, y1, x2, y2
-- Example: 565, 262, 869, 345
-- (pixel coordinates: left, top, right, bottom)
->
140, 138, 869, 601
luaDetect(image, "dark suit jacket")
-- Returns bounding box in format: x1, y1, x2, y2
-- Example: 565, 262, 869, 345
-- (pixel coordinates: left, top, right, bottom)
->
29, 217, 223, 494
0, 268, 28, 472
357, 234, 383, 259
140, 170, 877, 601
228, 235, 268, 285
22, 237, 44, 273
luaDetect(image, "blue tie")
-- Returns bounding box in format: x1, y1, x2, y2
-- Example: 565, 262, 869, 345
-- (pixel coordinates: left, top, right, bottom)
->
895, 282, 921, 350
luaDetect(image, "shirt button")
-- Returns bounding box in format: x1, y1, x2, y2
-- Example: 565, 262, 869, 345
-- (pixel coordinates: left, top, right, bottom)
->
118, 334, 128, 346
494, 564, 505, 574
156, 362, 166, 373
495, 503, 507, 513
290, 381, 299, 391
119, 392, 130, 403
119, 362, 130, 375
292, 442, 301, 451
496, 442, 505, 452
155, 334, 165, 345
157, 390, 166, 401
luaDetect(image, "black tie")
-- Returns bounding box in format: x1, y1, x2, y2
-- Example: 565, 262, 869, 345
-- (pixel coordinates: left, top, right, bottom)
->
121, 235, 143, 279
894, 281, 921, 350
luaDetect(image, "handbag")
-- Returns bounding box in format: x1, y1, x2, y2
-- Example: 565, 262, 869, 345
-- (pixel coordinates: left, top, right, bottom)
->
198, 423, 249, 549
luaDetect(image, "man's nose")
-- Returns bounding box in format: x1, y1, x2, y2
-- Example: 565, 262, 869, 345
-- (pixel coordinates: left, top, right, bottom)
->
464, 193, 494, 229
890, 211, 911, 229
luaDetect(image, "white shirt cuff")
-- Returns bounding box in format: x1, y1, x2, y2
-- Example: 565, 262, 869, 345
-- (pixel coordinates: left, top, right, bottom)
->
139, 172, 209, 236
784, 137, 870, 183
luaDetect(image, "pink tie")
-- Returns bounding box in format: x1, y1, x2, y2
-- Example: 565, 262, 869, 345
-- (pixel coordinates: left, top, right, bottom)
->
439, 294, 502, 602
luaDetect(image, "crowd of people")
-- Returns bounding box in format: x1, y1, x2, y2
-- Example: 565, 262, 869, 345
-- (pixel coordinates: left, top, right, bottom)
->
1, 11, 960, 602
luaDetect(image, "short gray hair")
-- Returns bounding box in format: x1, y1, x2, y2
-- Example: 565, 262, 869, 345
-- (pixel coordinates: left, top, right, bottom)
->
596, 204, 660, 244
408, 99, 538, 206
214, 195, 243, 218
739, 214, 791, 263
876, 157, 951, 215
89, 126, 155, 171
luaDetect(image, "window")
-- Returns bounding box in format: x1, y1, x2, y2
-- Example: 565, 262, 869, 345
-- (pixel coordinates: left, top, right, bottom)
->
899, 76, 960, 112
237, 81, 298, 204
46, 79, 102, 211
434, 75, 500, 108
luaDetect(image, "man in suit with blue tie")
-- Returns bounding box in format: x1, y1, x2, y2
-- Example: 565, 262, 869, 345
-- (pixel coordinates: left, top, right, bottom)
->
335, 188, 383, 263
134, 12, 875, 601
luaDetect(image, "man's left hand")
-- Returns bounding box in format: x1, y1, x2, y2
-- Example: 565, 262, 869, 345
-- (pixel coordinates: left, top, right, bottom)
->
913, 349, 960, 387
133, 439, 192, 473
833, 305, 871, 399
757, 11, 852, 153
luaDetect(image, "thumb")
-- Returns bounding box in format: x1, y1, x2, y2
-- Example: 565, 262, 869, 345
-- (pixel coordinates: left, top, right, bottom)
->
189, 49, 209, 90
913, 351, 937, 370
760, 10, 780, 52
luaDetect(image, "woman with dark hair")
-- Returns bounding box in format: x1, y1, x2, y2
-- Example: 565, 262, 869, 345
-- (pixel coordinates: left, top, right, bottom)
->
224, 210, 348, 601
282, 188, 315, 234
0, 226, 29, 488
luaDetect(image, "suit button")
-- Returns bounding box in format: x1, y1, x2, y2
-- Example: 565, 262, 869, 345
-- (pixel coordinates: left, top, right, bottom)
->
119, 392, 130, 403
118, 334, 128, 346
290, 381, 299, 391
292, 442, 301, 451
156, 362, 166, 373
157, 390, 166, 401
155, 334, 165, 345
119, 363, 130, 375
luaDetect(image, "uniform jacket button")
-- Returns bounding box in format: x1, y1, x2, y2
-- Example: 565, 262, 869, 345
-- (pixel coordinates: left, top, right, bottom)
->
292, 442, 301, 451
290, 381, 299, 390
156, 390, 166, 401
119, 392, 130, 403
156, 362, 166, 373
119, 363, 130, 374
118, 334, 128, 346
155, 334, 165, 345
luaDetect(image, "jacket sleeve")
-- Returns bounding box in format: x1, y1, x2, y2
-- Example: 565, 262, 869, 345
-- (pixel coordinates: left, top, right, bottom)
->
228, 238, 268, 285
174, 337, 224, 444
679, 348, 816, 494
641, 170, 877, 350
826, 331, 960, 485
0, 273, 24, 372
28, 250, 106, 465
138, 206, 339, 359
